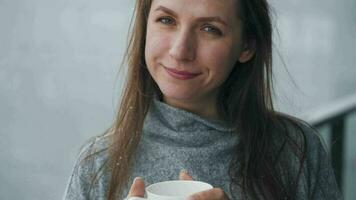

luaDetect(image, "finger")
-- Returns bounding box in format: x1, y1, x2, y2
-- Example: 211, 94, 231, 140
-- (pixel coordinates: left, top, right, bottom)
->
179, 169, 193, 180
187, 188, 229, 200
127, 177, 145, 198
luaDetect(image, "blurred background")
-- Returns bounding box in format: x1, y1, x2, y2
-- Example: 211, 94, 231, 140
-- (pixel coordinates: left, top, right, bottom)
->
0, 0, 355, 199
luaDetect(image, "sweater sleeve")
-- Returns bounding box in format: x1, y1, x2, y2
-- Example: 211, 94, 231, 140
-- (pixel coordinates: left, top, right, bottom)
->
304, 127, 343, 199
63, 138, 100, 200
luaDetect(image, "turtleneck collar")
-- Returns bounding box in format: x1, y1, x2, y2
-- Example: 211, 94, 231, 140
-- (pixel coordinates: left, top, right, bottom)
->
144, 97, 237, 133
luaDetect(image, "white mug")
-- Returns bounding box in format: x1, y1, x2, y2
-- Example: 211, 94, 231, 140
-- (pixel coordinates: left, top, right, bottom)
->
127, 180, 213, 200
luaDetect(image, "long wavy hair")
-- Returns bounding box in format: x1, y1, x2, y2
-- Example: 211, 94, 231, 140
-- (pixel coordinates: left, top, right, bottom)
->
87, 0, 309, 199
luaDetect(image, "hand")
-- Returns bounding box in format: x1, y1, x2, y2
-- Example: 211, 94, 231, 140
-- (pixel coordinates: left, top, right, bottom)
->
180, 170, 230, 200
126, 170, 230, 200
126, 170, 194, 198
126, 177, 145, 199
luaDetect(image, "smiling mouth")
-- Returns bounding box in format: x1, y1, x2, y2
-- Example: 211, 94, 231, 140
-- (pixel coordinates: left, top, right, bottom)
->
162, 65, 201, 80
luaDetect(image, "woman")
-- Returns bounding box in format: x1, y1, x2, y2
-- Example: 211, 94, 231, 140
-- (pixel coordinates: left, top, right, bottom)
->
64, 0, 342, 199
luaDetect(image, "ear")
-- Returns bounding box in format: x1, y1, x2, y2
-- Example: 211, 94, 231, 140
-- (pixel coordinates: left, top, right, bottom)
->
238, 40, 256, 63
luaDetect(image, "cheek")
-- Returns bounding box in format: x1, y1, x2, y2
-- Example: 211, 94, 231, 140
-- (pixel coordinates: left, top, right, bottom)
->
201, 43, 238, 77
145, 28, 171, 66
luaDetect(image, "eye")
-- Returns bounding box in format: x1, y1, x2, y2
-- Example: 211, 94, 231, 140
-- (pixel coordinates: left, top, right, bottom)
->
202, 25, 222, 36
156, 17, 175, 25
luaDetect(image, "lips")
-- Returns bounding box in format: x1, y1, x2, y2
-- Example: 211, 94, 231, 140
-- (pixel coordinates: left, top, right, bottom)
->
166, 67, 199, 76
163, 66, 200, 80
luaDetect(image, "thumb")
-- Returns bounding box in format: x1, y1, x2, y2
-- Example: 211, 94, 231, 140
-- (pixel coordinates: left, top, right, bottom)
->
127, 177, 145, 198
179, 169, 194, 180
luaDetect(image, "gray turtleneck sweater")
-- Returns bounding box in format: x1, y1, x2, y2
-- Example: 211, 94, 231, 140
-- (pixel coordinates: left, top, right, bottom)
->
63, 99, 342, 200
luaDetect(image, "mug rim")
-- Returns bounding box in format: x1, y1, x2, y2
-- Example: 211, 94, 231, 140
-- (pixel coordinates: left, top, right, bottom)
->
145, 180, 213, 197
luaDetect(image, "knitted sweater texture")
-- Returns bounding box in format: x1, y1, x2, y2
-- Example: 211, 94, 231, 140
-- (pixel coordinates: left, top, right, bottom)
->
63, 99, 342, 200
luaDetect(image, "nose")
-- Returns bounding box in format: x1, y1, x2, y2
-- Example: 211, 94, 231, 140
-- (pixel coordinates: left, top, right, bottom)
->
168, 29, 196, 61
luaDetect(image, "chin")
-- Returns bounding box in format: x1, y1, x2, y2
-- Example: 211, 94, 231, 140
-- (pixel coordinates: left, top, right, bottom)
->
159, 87, 197, 102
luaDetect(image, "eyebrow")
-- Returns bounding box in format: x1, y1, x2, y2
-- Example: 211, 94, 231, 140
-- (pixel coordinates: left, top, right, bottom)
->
154, 6, 228, 27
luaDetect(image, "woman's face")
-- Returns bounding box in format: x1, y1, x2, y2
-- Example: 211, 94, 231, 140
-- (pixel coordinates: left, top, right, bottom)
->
145, 0, 252, 109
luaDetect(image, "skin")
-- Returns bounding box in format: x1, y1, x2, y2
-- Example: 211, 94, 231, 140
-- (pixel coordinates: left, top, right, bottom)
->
145, 0, 255, 120
128, 0, 255, 199
127, 170, 230, 200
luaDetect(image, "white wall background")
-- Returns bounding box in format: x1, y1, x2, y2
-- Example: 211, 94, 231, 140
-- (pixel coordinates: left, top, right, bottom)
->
0, 0, 355, 199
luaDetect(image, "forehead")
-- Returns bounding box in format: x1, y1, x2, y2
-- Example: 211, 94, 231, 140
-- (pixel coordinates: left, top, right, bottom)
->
150, 0, 239, 22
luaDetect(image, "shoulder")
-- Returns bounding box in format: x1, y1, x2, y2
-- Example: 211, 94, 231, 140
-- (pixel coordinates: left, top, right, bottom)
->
268, 112, 328, 177
272, 112, 331, 167
78, 132, 112, 161
272, 113, 341, 199
75, 131, 112, 176
63, 131, 113, 199
271, 112, 325, 151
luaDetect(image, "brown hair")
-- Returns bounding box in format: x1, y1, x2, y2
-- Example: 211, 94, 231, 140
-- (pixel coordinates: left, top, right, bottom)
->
89, 0, 308, 199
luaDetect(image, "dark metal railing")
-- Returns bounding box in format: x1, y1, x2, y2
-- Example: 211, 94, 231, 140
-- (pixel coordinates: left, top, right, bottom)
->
303, 93, 356, 193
